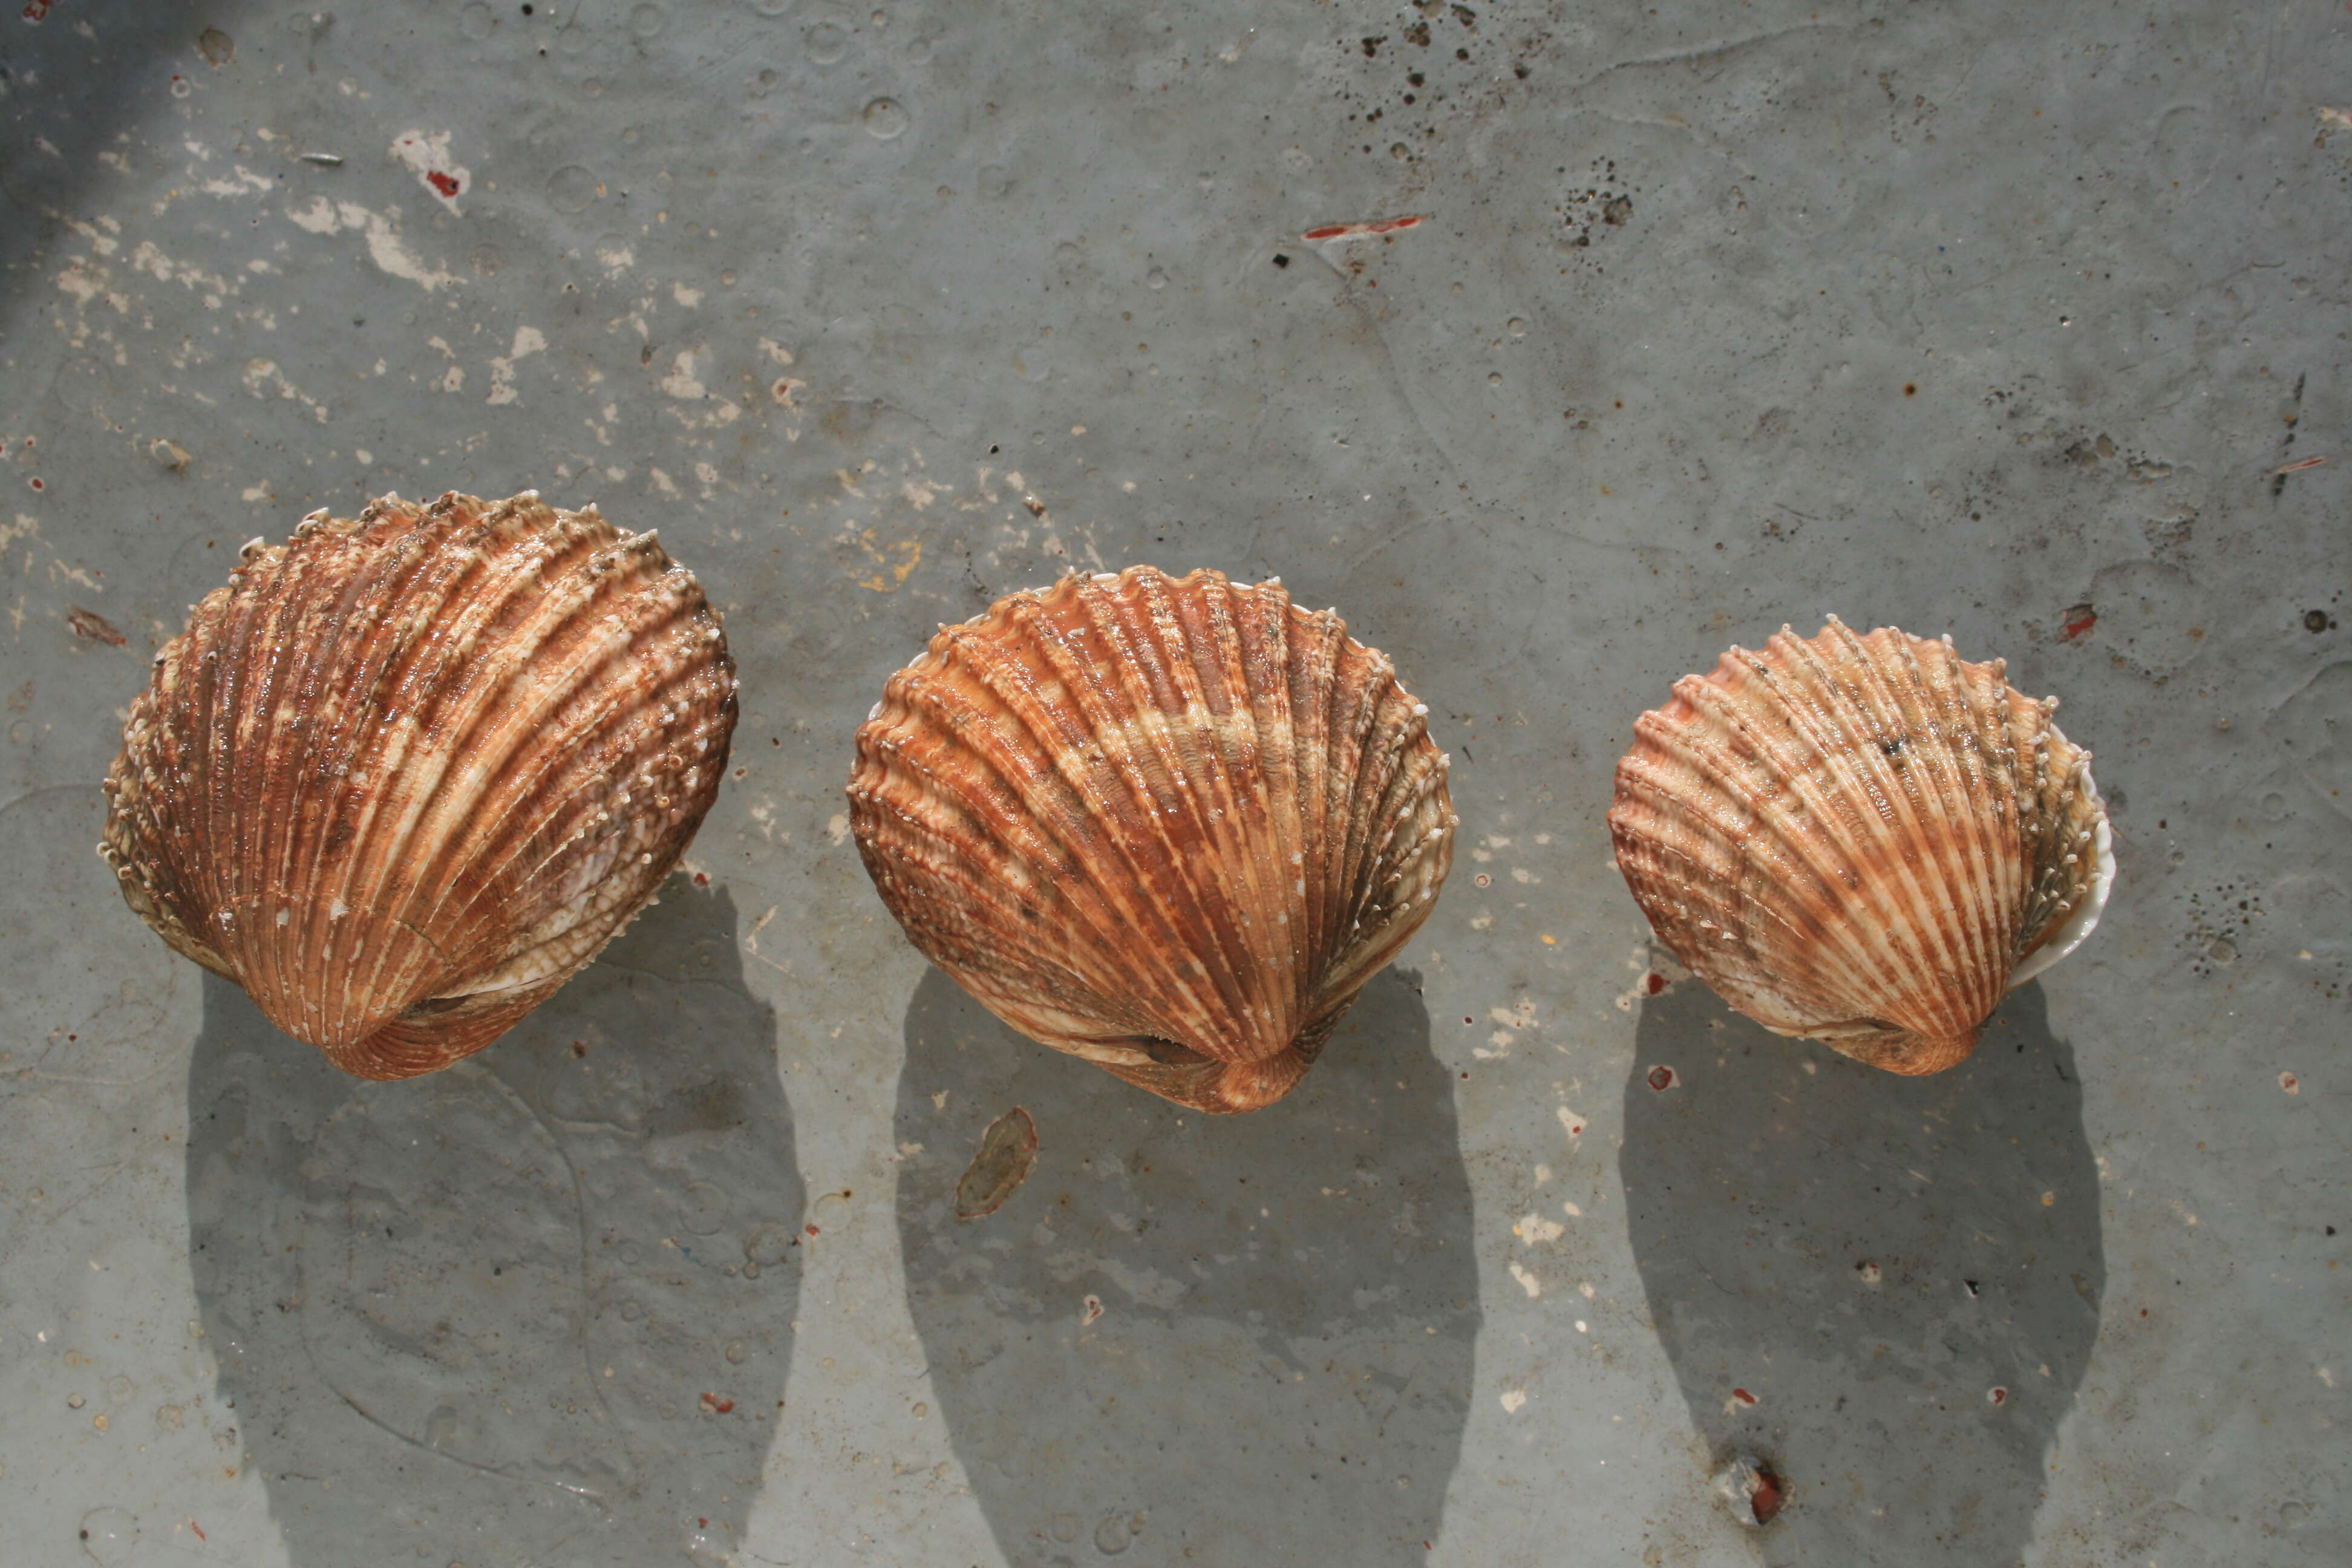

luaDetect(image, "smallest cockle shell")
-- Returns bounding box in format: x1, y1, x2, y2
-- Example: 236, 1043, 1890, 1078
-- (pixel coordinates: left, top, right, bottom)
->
1609, 618, 2113, 1075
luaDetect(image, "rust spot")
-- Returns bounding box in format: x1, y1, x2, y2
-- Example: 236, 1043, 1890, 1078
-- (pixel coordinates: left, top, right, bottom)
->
1647, 1064, 1676, 1091
67, 607, 127, 646
2060, 604, 2097, 641
570, 1040, 587, 1057
1903, 383, 1918, 397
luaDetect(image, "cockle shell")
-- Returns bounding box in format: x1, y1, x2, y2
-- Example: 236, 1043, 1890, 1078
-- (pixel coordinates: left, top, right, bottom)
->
1609, 618, 2112, 1076
848, 566, 1456, 1114
100, 491, 737, 1079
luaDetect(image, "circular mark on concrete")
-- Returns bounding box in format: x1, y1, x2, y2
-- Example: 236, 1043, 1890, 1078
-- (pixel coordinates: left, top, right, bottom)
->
681, 1181, 731, 1235
469, 243, 503, 275
458, 1, 494, 40
547, 165, 599, 212
79, 1508, 140, 1566
863, 97, 909, 139
629, 2, 667, 37
806, 21, 848, 61
977, 162, 1011, 198
748, 0, 796, 14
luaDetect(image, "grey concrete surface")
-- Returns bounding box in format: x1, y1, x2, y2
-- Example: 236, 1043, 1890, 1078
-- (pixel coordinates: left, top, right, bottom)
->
1, 1, 2347, 1566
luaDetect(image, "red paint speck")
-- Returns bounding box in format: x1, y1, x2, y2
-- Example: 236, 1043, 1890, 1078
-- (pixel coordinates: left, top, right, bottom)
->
805, 1223, 820, 1236
1646, 1065, 1676, 1091
1988, 1386, 2009, 1405
27, 477, 43, 491
2060, 606, 2097, 641
1749, 1466, 1784, 1524
189, 1520, 206, 1543
570, 1039, 587, 1057
1732, 1387, 1757, 1406
699, 1393, 735, 1414
698, 1518, 709, 1529
22, 0, 53, 22
1301, 214, 1428, 241
1645, 973, 1668, 995
427, 169, 461, 198
693, 871, 710, 886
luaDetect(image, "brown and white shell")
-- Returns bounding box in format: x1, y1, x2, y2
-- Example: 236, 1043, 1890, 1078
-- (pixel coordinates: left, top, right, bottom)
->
848, 566, 1456, 1114
100, 491, 737, 1079
1609, 618, 2112, 1076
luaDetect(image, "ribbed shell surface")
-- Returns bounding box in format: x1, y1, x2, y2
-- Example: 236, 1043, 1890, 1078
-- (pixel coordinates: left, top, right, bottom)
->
100, 491, 737, 1079
849, 566, 1456, 1113
1609, 618, 2111, 1076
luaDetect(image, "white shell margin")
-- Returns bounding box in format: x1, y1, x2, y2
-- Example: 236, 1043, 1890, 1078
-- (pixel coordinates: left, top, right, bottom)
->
2007, 742, 2115, 990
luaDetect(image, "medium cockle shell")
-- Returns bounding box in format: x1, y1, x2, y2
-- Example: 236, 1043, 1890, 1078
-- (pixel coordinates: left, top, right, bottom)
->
848, 566, 1456, 1114
1609, 618, 2113, 1076
100, 491, 737, 1079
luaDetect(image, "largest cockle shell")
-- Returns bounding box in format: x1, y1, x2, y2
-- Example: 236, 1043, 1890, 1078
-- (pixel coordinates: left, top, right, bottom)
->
100, 491, 737, 1079
1609, 618, 2112, 1075
849, 566, 1456, 1114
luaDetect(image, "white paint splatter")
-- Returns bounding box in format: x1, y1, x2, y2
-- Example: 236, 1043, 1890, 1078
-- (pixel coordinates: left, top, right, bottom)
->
671, 281, 704, 309
1557, 1104, 1587, 1142
281, 198, 456, 290
659, 348, 709, 400
825, 812, 851, 846
1508, 1262, 1542, 1298
200, 166, 274, 199
485, 325, 547, 406
389, 129, 469, 213
1498, 1390, 1527, 1414
1512, 1212, 1564, 1247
